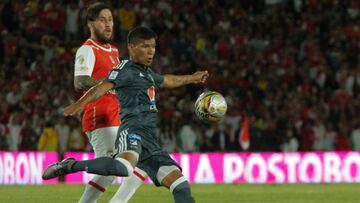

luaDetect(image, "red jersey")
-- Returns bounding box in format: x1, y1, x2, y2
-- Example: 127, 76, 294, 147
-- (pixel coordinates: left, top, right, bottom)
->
74, 39, 120, 132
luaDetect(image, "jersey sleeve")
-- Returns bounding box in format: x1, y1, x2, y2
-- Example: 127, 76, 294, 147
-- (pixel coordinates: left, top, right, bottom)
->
74, 45, 95, 76
106, 65, 133, 88
149, 69, 164, 89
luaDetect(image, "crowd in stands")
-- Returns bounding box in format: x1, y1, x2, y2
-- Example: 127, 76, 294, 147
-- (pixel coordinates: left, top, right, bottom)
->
1, 0, 360, 155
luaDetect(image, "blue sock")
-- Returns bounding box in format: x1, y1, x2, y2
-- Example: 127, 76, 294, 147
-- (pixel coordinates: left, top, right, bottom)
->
71, 157, 130, 176
172, 180, 196, 203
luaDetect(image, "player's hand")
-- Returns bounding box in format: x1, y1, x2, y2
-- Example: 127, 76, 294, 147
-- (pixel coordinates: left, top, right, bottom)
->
64, 102, 85, 116
192, 71, 209, 84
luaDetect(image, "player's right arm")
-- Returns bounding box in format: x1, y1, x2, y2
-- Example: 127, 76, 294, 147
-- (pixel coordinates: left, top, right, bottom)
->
74, 45, 103, 91
65, 65, 130, 116
74, 76, 103, 91
64, 81, 114, 116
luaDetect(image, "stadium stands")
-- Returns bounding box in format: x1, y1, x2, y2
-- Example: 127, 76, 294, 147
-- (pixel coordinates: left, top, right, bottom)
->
0, 0, 359, 154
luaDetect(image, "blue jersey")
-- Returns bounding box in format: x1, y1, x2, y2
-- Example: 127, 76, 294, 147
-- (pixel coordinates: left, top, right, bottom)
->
106, 60, 164, 139
106, 60, 181, 184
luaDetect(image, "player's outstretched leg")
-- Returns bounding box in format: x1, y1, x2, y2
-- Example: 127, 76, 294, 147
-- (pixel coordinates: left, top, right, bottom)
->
42, 154, 135, 180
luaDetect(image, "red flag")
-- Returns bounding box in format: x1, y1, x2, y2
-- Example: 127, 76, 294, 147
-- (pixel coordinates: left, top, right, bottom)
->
239, 114, 250, 151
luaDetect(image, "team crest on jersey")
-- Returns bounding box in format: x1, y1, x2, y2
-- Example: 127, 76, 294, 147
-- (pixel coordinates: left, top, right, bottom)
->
128, 134, 141, 140
109, 56, 115, 64
77, 55, 85, 65
108, 70, 119, 79
147, 86, 156, 106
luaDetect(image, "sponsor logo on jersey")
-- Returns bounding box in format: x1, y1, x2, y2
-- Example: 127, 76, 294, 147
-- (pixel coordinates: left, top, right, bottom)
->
75, 66, 89, 71
147, 86, 155, 101
108, 70, 119, 79
76, 55, 85, 65
147, 86, 157, 106
128, 134, 141, 140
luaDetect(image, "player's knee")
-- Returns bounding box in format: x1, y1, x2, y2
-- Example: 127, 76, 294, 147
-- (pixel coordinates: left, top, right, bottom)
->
114, 157, 134, 176
116, 151, 139, 167
157, 166, 181, 187
169, 176, 188, 193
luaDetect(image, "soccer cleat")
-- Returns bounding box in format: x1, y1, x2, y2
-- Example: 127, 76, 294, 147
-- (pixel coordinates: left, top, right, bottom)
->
42, 158, 76, 180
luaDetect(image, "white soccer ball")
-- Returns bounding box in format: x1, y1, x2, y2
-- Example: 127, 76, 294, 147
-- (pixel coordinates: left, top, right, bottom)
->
194, 91, 227, 123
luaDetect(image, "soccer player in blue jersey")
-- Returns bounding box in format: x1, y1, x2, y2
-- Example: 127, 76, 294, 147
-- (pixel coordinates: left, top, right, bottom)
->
43, 26, 208, 203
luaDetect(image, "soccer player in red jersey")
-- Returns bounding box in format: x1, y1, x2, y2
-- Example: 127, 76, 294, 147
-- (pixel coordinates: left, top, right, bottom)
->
74, 2, 145, 203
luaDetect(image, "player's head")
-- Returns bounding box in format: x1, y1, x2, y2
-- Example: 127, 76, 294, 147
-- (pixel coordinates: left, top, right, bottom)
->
86, 2, 113, 44
127, 26, 157, 67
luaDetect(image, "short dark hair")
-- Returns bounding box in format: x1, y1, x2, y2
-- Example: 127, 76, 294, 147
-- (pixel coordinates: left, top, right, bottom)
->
86, 2, 111, 22
127, 26, 157, 45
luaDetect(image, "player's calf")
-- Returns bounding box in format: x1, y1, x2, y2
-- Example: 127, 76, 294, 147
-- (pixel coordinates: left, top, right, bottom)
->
74, 151, 138, 176
169, 176, 195, 203
42, 153, 137, 180
69, 156, 133, 176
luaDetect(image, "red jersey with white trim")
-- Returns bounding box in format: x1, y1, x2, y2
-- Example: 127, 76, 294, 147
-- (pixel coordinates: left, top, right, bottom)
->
74, 39, 120, 132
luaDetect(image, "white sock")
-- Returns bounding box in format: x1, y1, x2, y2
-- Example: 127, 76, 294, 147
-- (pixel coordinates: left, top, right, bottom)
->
109, 167, 147, 203
78, 175, 115, 203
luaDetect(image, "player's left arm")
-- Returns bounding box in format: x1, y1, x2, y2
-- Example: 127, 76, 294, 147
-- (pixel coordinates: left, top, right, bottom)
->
160, 71, 209, 88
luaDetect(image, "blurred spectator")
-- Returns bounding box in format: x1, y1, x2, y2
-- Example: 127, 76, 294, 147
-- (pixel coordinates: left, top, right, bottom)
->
6, 112, 23, 151
54, 115, 70, 155
210, 124, 231, 152
67, 117, 86, 152
202, 124, 214, 151
6, 83, 22, 106
0, 123, 8, 150
299, 120, 315, 151
40, 35, 60, 65
40, 2, 65, 37
37, 121, 58, 152
324, 123, 337, 151
177, 121, 200, 152
313, 117, 326, 151
350, 121, 360, 150
281, 125, 299, 152
335, 124, 351, 151
2, 1, 18, 33
118, 2, 136, 42
19, 119, 38, 151
65, 1, 80, 41
158, 123, 177, 153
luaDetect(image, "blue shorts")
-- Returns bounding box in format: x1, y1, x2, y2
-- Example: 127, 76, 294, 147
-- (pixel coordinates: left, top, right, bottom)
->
115, 127, 181, 186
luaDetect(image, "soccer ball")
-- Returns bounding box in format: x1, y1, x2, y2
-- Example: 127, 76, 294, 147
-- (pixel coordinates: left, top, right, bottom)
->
194, 91, 227, 123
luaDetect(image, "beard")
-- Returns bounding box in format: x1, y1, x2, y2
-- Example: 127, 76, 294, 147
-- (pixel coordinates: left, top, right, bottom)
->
94, 28, 113, 44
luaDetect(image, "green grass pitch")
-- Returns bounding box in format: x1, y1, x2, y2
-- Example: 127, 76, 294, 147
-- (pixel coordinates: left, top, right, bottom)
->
0, 183, 359, 203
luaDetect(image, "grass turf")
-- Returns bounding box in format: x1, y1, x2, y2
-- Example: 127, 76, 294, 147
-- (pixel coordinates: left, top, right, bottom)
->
0, 183, 359, 203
